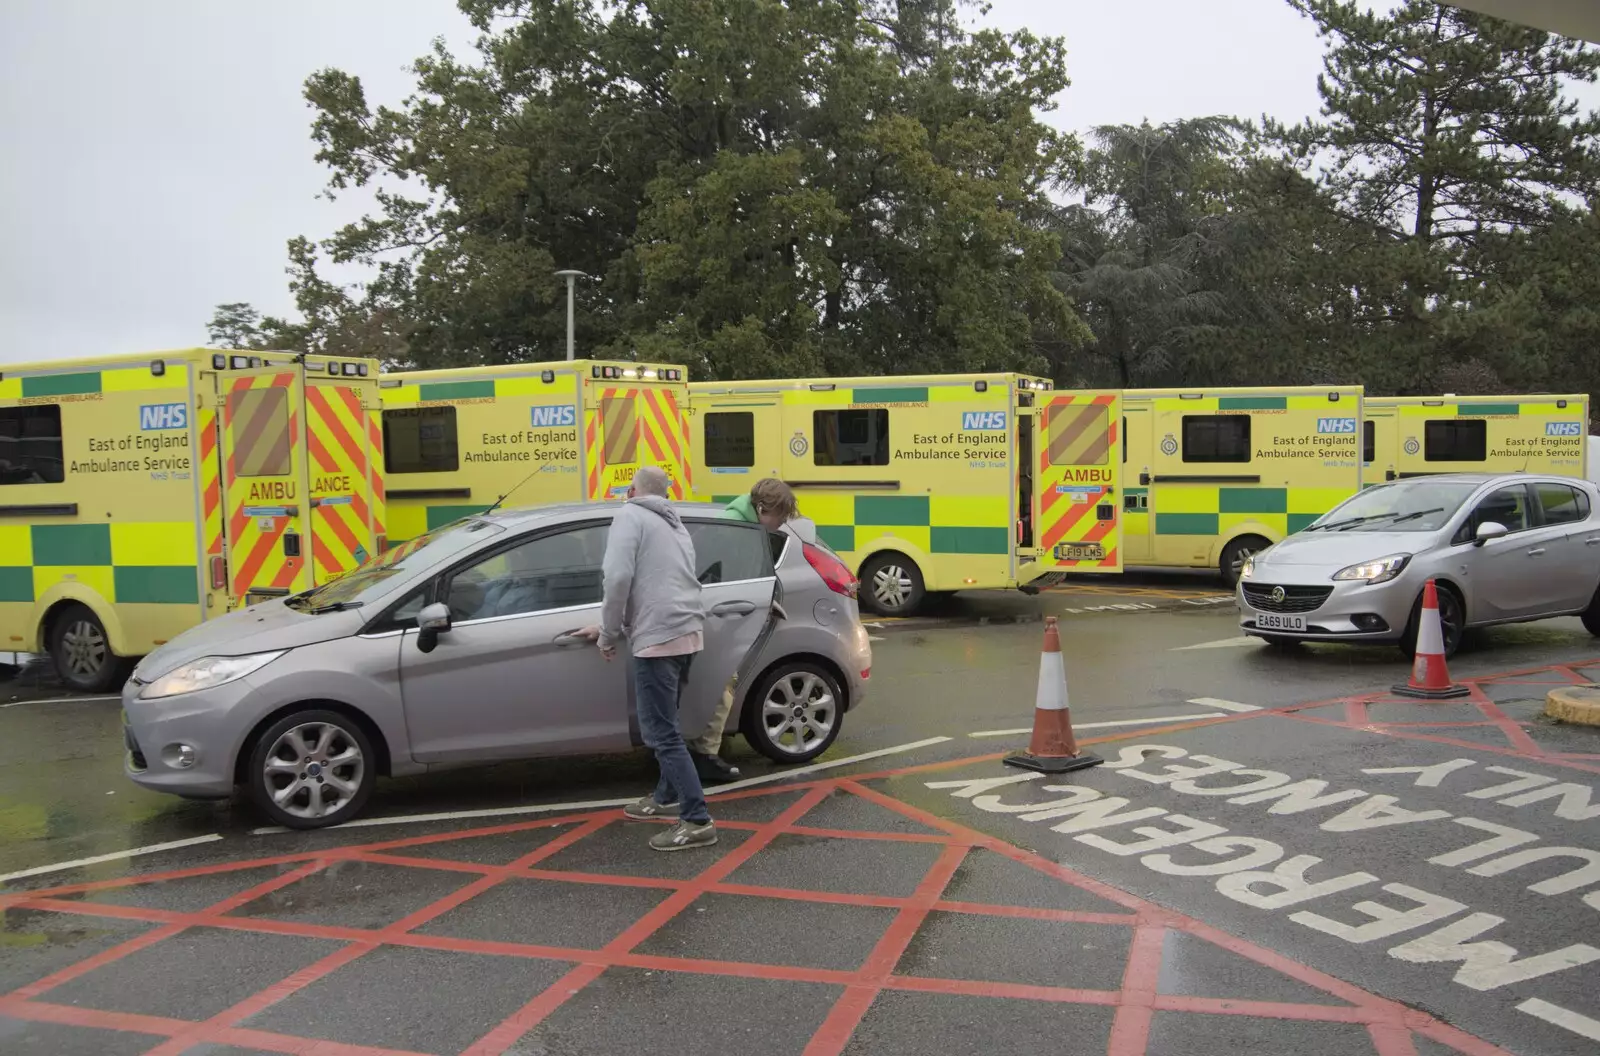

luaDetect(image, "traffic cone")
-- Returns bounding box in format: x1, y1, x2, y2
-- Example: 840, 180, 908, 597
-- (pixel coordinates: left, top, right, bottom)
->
1392, 579, 1469, 700
1005, 617, 1104, 773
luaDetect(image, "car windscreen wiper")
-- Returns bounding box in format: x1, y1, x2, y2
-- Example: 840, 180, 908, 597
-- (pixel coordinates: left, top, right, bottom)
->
1382, 507, 1446, 526
1309, 513, 1386, 532
304, 600, 365, 614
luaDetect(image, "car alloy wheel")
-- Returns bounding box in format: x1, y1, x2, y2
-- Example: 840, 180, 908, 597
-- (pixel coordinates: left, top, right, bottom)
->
743, 662, 844, 763
248, 709, 376, 828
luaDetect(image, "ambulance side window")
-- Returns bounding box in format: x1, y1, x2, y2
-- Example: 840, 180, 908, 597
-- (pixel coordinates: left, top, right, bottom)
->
704, 412, 754, 468
1181, 415, 1250, 463
0, 404, 66, 485
1363, 420, 1375, 464
813, 410, 889, 466
1425, 420, 1486, 462
383, 406, 460, 474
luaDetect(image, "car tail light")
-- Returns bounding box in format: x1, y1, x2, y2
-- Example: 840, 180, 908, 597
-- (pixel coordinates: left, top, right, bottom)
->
209, 556, 227, 590
803, 542, 858, 599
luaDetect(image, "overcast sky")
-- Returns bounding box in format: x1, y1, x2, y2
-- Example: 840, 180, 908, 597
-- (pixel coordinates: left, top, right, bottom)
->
0, 0, 1572, 365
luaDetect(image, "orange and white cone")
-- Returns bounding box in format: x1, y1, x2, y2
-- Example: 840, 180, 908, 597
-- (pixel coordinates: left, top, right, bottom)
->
1393, 579, 1468, 699
1005, 617, 1104, 774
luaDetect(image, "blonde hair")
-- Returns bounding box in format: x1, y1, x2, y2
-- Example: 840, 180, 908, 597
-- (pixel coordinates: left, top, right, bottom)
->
750, 478, 798, 521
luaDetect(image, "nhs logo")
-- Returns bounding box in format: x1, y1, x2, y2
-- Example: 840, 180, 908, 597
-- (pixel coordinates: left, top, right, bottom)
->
1547, 421, 1583, 437
530, 404, 576, 428
961, 411, 1007, 431
139, 403, 188, 430
1317, 417, 1357, 434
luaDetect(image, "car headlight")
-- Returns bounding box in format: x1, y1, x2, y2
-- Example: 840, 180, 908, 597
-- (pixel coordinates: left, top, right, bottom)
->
138, 651, 285, 700
1239, 554, 1257, 580
1332, 554, 1410, 584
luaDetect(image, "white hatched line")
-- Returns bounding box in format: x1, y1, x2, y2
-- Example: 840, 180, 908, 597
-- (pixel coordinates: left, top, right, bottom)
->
252, 736, 953, 835
1518, 999, 1600, 1043
968, 712, 1225, 738
0, 835, 223, 884
1172, 636, 1261, 651
1186, 697, 1262, 713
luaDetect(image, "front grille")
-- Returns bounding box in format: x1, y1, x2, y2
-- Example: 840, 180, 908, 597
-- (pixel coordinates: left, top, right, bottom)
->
124, 723, 148, 771
1242, 583, 1333, 614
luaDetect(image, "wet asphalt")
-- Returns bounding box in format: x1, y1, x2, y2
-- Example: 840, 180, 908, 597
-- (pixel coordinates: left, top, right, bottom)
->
2, 573, 1599, 1055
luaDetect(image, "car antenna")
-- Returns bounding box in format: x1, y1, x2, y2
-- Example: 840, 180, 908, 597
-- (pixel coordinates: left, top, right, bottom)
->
484, 464, 552, 515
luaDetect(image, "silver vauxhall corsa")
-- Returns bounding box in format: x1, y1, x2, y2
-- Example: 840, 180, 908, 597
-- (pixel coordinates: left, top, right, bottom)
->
1239, 474, 1600, 656
123, 503, 871, 828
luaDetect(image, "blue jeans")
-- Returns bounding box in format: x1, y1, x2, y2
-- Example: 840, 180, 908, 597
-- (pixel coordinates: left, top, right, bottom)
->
633, 653, 710, 824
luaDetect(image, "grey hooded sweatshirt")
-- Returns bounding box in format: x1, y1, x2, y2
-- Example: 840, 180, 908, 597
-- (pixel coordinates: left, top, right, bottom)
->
598, 495, 706, 653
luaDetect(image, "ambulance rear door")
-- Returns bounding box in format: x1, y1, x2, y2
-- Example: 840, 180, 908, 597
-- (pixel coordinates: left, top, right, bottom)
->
1027, 391, 1123, 574
304, 359, 381, 579
215, 357, 315, 607
583, 365, 690, 500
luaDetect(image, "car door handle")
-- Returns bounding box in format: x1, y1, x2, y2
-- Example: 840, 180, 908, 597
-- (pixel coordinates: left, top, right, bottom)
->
553, 630, 593, 646
1526, 547, 1547, 556
1587, 538, 1600, 546
710, 600, 758, 618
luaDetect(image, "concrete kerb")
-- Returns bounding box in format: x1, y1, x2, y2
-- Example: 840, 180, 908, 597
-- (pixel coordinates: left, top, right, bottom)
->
1545, 684, 1600, 726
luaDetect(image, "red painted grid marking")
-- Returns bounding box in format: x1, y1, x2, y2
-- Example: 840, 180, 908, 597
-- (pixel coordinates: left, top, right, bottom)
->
0, 768, 1523, 1056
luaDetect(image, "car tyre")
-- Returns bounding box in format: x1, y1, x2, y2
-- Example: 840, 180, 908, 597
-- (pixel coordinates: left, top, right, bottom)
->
1220, 536, 1270, 588
859, 553, 925, 617
1583, 586, 1600, 637
49, 603, 125, 693
741, 661, 844, 764
1399, 585, 1465, 660
246, 709, 376, 829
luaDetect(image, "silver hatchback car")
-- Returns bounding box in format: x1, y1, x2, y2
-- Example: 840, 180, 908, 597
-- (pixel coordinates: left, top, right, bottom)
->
1239, 473, 1600, 656
123, 503, 871, 828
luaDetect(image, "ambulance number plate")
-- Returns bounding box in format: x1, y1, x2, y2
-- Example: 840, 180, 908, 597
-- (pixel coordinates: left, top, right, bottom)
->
1255, 613, 1306, 631
1053, 542, 1105, 562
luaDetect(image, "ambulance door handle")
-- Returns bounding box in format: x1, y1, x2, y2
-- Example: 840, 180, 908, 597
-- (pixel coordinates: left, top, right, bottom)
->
1139, 472, 1150, 485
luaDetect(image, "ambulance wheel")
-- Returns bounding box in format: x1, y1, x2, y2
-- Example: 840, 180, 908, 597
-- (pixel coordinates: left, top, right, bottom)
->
49, 604, 124, 693
860, 553, 925, 616
1398, 585, 1464, 660
741, 661, 844, 764
247, 709, 375, 829
1220, 536, 1270, 588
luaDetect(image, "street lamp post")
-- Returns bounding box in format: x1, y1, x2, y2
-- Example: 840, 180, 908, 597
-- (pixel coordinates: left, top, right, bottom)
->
554, 270, 585, 361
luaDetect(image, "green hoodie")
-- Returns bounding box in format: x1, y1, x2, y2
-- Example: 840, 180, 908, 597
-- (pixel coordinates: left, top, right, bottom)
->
720, 493, 759, 522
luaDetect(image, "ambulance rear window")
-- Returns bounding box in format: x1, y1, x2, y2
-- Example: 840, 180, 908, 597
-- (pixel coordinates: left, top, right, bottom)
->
1425, 419, 1486, 462
1363, 420, 1375, 464
1181, 415, 1251, 463
0, 404, 65, 485
383, 406, 460, 474
813, 410, 890, 466
704, 412, 754, 468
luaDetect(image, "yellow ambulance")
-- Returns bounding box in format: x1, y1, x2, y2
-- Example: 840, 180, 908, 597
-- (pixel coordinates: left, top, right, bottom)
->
687, 373, 1124, 615
1121, 386, 1365, 584
1363, 394, 1589, 486
377, 359, 691, 542
0, 349, 384, 690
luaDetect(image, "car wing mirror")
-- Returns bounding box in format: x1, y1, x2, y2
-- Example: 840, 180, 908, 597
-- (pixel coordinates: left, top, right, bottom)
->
417, 602, 452, 653
1474, 521, 1509, 546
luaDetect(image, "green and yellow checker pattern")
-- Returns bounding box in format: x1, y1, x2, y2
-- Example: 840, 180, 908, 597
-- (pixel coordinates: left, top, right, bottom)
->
0, 523, 200, 606
1141, 485, 1355, 538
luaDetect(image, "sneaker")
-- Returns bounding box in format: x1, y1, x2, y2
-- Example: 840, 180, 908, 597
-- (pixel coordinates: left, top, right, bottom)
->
690, 751, 742, 784
623, 796, 681, 822
649, 820, 718, 852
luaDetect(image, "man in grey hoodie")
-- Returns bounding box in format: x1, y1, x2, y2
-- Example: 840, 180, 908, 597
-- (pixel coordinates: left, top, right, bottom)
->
580, 466, 716, 851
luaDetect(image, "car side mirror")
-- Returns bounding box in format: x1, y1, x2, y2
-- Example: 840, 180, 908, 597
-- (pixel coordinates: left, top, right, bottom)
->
1474, 521, 1509, 546
416, 602, 451, 653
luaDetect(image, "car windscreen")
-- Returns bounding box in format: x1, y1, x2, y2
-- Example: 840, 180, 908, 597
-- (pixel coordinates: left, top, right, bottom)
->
285, 520, 506, 611
1306, 481, 1479, 533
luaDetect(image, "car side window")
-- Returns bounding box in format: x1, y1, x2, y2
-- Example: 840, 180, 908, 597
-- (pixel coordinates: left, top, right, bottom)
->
686, 522, 775, 584
1534, 483, 1589, 526
1455, 485, 1531, 544
446, 523, 610, 621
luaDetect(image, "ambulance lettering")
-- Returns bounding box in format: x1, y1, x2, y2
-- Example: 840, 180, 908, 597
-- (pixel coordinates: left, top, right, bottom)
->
313, 475, 351, 494
1062, 468, 1113, 484
248, 481, 297, 501
961, 411, 1007, 431
1546, 422, 1583, 437
139, 403, 188, 430
531, 404, 577, 428
1317, 418, 1357, 434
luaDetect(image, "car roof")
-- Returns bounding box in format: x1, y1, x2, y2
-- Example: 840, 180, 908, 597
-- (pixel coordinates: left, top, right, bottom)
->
471, 500, 732, 530
1383, 472, 1592, 487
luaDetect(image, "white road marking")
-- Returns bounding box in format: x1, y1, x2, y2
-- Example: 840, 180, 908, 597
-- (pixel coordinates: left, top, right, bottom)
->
0, 835, 224, 884
1518, 998, 1600, 1043
1186, 697, 1262, 713
1172, 636, 1262, 651
968, 713, 1227, 738
251, 736, 954, 835
1, 694, 121, 709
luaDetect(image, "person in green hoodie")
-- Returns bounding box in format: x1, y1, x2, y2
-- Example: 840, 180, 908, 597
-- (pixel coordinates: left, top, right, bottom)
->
688, 479, 801, 782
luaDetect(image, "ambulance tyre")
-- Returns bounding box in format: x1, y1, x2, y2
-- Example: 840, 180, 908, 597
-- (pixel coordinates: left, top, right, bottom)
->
246, 708, 376, 829
1220, 536, 1270, 588
49, 604, 124, 693
860, 553, 925, 616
